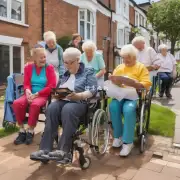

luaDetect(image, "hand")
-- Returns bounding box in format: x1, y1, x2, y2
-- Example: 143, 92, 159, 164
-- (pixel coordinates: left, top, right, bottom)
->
25, 89, 32, 102
66, 92, 81, 101
173, 71, 177, 79
153, 65, 160, 70
28, 93, 38, 103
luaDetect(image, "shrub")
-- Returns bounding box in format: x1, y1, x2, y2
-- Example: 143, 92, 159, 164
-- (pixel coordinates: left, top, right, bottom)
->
57, 35, 72, 51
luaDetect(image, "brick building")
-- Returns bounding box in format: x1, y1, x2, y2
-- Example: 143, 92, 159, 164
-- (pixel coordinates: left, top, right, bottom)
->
0, 0, 117, 83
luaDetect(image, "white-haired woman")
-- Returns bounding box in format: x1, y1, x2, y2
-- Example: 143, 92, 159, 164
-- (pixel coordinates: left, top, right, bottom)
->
80, 40, 106, 87
157, 44, 177, 98
30, 47, 98, 163
43, 31, 64, 83
13, 47, 56, 145
109, 44, 151, 156
132, 36, 160, 79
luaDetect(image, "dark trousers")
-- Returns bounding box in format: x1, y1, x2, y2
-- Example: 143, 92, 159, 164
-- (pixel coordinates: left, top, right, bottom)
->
158, 72, 173, 95
40, 100, 87, 153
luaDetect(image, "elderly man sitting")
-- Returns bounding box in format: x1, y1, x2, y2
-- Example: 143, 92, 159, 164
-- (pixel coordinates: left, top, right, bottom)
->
30, 47, 97, 163
158, 44, 177, 98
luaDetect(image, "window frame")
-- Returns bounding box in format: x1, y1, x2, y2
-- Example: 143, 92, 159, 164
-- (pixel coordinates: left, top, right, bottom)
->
117, 28, 124, 48
0, 43, 24, 75
78, 8, 96, 42
0, 0, 25, 25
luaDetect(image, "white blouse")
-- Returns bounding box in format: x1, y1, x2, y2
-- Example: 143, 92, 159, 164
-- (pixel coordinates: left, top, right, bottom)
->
158, 53, 176, 73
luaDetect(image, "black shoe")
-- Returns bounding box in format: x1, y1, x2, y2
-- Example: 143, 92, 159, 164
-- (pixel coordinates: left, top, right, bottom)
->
166, 93, 172, 99
14, 132, 26, 145
57, 152, 72, 164
30, 150, 49, 161
25, 132, 34, 145
159, 93, 164, 98
42, 150, 65, 161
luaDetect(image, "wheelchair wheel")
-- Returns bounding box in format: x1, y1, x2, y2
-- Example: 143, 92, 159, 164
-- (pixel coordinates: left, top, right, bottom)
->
79, 155, 91, 170
90, 109, 110, 159
139, 101, 149, 153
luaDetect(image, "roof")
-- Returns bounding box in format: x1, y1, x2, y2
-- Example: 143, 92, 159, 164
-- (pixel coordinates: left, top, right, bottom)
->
134, 0, 150, 4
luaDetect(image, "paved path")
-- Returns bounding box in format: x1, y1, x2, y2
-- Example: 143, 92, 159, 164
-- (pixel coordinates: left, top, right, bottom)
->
152, 83, 180, 146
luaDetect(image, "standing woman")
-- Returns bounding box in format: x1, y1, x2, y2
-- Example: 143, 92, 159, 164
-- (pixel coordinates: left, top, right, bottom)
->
68, 33, 83, 53
44, 31, 64, 83
81, 40, 106, 87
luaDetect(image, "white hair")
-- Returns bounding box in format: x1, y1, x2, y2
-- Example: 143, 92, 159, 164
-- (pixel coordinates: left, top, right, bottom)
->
120, 44, 138, 59
43, 31, 56, 42
82, 40, 97, 52
158, 44, 168, 51
132, 36, 145, 44
63, 47, 81, 62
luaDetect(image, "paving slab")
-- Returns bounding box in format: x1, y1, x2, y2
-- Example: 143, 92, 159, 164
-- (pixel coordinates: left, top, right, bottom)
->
132, 168, 178, 180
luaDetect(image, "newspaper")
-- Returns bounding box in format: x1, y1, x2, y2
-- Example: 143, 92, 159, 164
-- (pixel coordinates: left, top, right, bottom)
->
104, 80, 138, 101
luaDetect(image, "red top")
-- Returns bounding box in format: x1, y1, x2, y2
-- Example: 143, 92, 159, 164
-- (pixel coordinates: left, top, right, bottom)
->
24, 63, 56, 97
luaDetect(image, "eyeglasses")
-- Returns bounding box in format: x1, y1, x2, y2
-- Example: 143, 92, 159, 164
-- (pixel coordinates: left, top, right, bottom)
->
64, 60, 77, 65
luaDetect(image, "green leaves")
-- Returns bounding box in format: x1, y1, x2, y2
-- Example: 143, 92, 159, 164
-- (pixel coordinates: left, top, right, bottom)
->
147, 0, 180, 54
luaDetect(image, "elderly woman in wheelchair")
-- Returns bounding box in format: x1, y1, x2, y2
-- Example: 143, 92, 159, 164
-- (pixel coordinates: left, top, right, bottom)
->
30, 47, 98, 167
13, 47, 56, 145
109, 44, 152, 156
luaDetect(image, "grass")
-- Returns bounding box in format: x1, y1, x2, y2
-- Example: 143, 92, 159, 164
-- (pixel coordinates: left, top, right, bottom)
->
149, 103, 176, 137
0, 125, 19, 138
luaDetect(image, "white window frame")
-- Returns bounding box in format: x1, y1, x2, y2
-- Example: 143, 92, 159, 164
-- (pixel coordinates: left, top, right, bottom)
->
116, 0, 121, 14
123, 0, 129, 20
0, 43, 24, 74
78, 8, 96, 42
117, 28, 124, 48
0, 0, 26, 26
135, 11, 139, 27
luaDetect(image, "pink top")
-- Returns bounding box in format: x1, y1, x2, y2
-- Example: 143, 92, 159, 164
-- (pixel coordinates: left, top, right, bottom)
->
24, 63, 56, 97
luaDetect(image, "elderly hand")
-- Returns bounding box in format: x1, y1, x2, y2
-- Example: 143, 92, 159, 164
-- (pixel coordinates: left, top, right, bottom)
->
28, 93, 39, 103
26, 89, 32, 102
66, 92, 82, 101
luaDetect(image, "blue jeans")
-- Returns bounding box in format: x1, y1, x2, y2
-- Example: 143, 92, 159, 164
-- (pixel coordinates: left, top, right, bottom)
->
109, 99, 137, 144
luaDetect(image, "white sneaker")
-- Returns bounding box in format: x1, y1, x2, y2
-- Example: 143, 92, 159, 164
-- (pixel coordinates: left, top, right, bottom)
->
120, 143, 134, 156
112, 138, 123, 148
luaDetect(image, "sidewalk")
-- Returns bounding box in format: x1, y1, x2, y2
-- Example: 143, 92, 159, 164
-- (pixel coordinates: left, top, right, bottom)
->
152, 83, 180, 147
0, 127, 180, 180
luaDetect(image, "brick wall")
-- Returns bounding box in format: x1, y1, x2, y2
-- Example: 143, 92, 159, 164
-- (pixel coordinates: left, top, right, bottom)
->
97, 11, 117, 71
44, 0, 78, 39
129, 5, 135, 26
98, 0, 116, 12
0, 0, 42, 61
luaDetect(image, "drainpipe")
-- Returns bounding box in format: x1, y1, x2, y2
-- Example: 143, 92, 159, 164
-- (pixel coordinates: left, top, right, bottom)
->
41, 0, 45, 40
106, 0, 113, 78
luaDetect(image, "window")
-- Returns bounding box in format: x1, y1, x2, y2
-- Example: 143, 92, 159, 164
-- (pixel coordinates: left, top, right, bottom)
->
135, 12, 139, 26
125, 30, 129, 44
0, 44, 22, 83
115, 56, 123, 67
79, 9, 96, 41
0, 0, 24, 23
117, 29, 124, 47
116, 0, 121, 14
123, 0, 128, 18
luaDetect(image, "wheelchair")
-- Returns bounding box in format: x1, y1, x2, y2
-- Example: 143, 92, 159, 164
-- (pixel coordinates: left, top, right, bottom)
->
136, 88, 152, 153
39, 89, 110, 170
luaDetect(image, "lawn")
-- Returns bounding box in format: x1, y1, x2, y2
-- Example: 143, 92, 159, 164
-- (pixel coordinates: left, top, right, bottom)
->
0, 126, 19, 138
149, 103, 175, 137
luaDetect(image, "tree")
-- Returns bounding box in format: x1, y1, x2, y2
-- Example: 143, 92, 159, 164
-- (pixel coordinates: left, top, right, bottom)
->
147, 0, 180, 54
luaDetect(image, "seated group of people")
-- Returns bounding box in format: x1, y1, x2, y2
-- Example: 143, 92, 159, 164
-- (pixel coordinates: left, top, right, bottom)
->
12, 34, 177, 163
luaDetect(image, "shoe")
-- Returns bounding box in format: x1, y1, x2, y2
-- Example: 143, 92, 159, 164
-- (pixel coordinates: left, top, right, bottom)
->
14, 132, 26, 145
112, 138, 123, 148
25, 132, 34, 145
166, 93, 172, 99
57, 152, 72, 164
30, 150, 49, 161
120, 143, 134, 156
159, 93, 164, 98
42, 150, 65, 161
